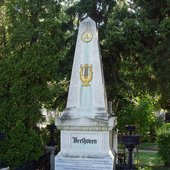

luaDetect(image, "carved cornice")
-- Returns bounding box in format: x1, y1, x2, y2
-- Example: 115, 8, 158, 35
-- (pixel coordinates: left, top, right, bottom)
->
56, 125, 114, 131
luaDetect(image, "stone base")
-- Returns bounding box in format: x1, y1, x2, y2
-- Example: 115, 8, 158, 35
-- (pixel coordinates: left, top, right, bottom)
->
55, 118, 117, 170
55, 152, 116, 170
45, 145, 58, 170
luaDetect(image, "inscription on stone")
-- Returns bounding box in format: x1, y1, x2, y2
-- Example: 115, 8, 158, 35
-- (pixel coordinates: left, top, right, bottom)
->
72, 137, 97, 144
70, 133, 99, 152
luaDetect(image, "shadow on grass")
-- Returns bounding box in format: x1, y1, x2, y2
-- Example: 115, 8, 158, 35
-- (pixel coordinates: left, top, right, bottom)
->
137, 152, 170, 170
151, 166, 170, 170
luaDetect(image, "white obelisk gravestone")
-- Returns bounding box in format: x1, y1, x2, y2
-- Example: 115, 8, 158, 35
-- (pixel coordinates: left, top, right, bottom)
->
55, 17, 117, 170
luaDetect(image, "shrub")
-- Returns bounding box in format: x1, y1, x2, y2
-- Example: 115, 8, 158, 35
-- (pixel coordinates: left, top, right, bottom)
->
117, 94, 157, 141
157, 126, 170, 167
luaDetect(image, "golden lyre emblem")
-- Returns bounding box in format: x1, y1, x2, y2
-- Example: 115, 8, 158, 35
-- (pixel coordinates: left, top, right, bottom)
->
80, 64, 93, 86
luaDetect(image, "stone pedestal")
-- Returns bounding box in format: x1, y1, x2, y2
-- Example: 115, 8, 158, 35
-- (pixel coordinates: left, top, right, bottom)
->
55, 117, 117, 170
55, 155, 115, 170
45, 145, 57, 170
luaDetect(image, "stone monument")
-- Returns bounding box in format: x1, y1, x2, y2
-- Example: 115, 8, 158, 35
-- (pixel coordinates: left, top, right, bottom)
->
55, 17, 117, 170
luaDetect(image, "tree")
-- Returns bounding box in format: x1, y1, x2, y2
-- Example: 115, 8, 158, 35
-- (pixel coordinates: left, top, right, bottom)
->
102, 0, 169, 139
117, 94, 158, 140
157, 124, 170, 166
0, 0, 7, 59
132, 0, 170, 110
0, 0, 169, 166
104, 0, 160, 110
0, 0, 67, 167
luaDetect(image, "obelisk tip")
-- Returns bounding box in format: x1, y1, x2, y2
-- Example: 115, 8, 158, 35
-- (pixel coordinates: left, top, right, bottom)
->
81, 17, 95, 23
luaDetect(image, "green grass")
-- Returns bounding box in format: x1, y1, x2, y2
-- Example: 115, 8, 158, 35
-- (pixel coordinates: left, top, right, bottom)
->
136, 152, 170, 170
118, 142, 170, 169
137, 152, 162, 166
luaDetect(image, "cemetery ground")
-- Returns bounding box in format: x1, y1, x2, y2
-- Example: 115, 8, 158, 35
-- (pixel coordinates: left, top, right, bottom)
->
119, 142, 170, 170
137, 151, 169, 170
135, 143, 170, 170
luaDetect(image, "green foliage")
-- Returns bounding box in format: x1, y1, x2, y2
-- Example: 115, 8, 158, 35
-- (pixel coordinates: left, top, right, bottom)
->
0, 0, 169, 167
154, 16, 170, 110
66, 0, 115, 24
117, 94, 157, 139
0, 0, 68, 167
1, 124, 43, 167
157, 128, 170, 166
62, 0, 170, 112
104, 0, 169, 112
104, 1, 158, 108
134, 0, 170, 110
101, 0, 169, 142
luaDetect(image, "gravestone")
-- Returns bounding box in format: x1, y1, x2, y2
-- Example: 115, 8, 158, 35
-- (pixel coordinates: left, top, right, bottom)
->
165, 113, 170, 123
55, 17, 117, 170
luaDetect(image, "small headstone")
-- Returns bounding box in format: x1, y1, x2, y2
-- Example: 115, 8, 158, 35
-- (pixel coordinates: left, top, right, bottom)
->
0, 132, 5, 141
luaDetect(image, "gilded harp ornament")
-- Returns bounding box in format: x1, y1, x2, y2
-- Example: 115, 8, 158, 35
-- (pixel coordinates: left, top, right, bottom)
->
80, 64, 93, 86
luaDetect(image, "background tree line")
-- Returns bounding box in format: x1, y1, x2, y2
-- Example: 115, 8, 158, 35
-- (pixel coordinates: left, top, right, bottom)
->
0, 0, 169, 167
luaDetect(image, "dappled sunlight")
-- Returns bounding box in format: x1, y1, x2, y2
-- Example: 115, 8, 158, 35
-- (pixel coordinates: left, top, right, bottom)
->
136, 152, 170, 170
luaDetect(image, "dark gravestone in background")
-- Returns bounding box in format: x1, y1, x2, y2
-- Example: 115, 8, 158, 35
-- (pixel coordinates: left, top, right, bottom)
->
165, 113, 170, 123
0, 132, 5, 141
0, 132, 6, 168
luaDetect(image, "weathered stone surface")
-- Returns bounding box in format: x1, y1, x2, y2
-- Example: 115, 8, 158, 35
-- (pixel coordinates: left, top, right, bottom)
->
55, 155, 115, 170
55, 17, 117, 170
61, 17, 108, 120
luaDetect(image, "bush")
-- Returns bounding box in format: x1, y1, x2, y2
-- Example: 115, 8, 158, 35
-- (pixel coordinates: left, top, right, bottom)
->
0, 124, 44, 168
157, 126, 170, 167
117, 94, 157, 140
